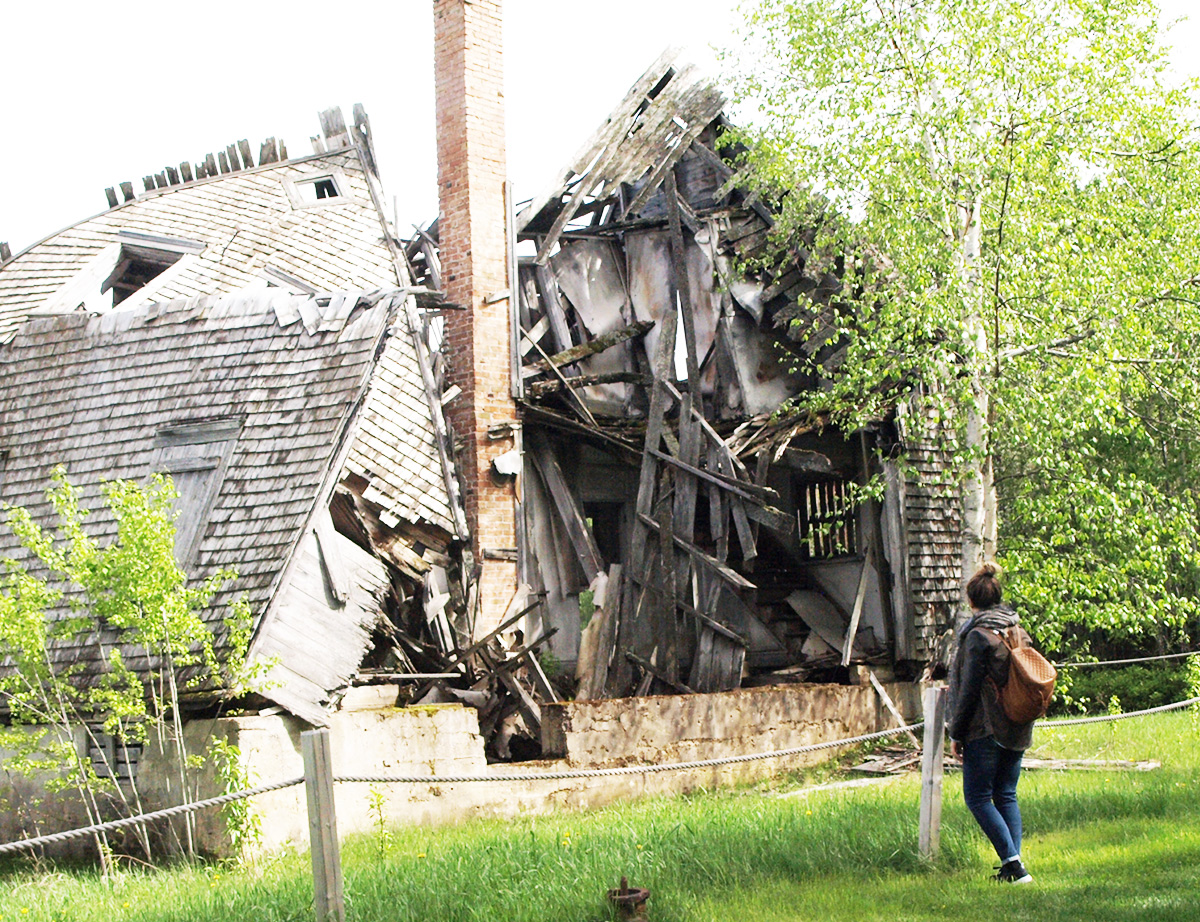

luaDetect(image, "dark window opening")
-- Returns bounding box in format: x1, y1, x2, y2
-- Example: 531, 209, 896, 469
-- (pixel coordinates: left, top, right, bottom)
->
102, 248, 183, 305
583, 501, 622, 565
796, 477, 858, 561
294, 174, 343, 205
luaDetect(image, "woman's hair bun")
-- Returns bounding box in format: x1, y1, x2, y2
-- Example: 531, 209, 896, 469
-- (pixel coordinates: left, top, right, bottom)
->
977, 561, 1001, 578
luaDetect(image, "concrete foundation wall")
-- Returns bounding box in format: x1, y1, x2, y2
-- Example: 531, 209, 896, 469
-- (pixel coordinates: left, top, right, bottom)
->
0, 682, 923, 858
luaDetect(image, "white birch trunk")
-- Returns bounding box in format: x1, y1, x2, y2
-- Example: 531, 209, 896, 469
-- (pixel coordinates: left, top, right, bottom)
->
958, 193, 995, 605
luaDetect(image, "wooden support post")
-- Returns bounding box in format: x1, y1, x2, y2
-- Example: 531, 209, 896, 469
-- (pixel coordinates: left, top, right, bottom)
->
868, 670, 921, 749
841, 542, 872, 666
918, 685, 947, 861
505, 181, 523, 399
302, 729, 345, 922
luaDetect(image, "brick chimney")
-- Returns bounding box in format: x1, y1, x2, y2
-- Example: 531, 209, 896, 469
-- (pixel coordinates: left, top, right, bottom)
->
433, 0, 518, 636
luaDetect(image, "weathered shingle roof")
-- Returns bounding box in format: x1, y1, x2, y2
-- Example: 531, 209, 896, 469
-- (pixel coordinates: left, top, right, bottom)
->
0, 290, 423, 690
0, 149, 399, 343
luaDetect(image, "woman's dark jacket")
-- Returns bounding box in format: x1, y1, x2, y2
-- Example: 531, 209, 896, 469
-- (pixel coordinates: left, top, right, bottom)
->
947, 605, 1035, 751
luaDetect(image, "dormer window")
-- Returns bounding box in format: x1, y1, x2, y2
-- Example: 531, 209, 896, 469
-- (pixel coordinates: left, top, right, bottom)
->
283, 169, 348, 209
44, 232, 205, 315
103, 247, 182, 305
101, 233, 205, 305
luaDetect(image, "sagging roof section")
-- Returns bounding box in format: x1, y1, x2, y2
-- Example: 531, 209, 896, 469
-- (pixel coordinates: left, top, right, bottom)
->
0, 148, 398, 344
494, 52, 963, 700
0, 291, 390, 679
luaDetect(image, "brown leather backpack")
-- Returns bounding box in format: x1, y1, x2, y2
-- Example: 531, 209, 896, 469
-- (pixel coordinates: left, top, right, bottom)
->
995, 626, 1057, 723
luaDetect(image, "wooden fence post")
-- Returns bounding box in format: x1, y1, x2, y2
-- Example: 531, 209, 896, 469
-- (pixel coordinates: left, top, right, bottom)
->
918, 684, 947, 861
302, 728, 345, 922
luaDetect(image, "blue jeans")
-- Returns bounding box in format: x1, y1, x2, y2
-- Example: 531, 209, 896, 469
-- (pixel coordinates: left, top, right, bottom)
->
961, 736, 1024, 861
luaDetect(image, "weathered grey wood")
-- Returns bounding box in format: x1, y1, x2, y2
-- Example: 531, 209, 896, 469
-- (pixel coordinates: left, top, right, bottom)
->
143, 176, 156, 192
403, 296, 470, 540
860, 432, 896, 652
179, 162, 194, 183
535, 262, 575, 354
505, 181, 523, 399
302, 729, 345, 922
313, 510, 350, 605
841, 546, 873, 666
665, 170, 702, 396
715, 449, 757, 561
527, 433, 604, 581
521, 320, 653, 377
120, 181, 134, 202
883, 461, 915, 659
519, 641, 560, 702
319, 107, 350, 148
105, 187, 118, 208
525, 325, 599, 427
646, 447, 782, 506
166, 166, 180, 185
638, 513, 755, 590
868, 670, 921, 748
626, 650, 696, 695
480, 646, 541, 731
527, 371, 651, 398
259, 137, 280, 165
576, 565, 623, 701
218, 152, 231, 174
204, 153, 218, 176
918, 685, 947, 861
442, 597, 545, 671
238, 139, 254, 170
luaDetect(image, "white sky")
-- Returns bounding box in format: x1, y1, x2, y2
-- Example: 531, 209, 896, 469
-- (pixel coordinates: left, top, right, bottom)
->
0, 0, 1195, 254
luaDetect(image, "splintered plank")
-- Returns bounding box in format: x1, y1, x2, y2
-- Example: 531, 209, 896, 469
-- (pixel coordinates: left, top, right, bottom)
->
527, 371, 651, 399
637, 513, 755, 591
625, 650, 696, 695
527, 431, 604, 582
535, 262, 575, 353
521, 320, 653, 377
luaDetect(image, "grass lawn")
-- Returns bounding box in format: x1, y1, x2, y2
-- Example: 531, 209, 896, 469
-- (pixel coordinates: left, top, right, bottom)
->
0, 710, 1197, 921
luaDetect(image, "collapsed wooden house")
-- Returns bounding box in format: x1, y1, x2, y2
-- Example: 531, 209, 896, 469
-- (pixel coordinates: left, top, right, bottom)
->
0, 105, 557, 761
0, 32, 961, 777
406, 50, 963, 707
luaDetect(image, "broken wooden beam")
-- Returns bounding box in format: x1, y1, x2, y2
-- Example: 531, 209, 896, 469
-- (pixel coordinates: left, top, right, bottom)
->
646, 447, 780, 505
637, 513, 755, 590
527, 371, 652, 399
442, 596, 545, 671
527, 431, 604, 581
625, 651, 697, 695
521, 320, 654, 377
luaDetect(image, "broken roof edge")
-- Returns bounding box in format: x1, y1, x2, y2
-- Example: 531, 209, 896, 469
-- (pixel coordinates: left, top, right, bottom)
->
515, 48, 722, 234
5, 288, 407, 348
241, 291, 404, 693
0, 146, 375, 272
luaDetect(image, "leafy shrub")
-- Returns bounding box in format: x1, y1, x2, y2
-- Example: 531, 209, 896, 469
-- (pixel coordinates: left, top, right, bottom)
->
1051, 663, 1190, 715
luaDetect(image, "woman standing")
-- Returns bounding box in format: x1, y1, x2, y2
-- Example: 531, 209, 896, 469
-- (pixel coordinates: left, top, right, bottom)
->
948, 563, 1037, 884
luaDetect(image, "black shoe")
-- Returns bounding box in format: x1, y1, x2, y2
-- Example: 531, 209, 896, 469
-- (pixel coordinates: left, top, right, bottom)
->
993, 859, 1033, 884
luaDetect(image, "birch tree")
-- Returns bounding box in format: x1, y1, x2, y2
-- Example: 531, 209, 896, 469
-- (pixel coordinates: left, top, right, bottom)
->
727, 0, 1200, 638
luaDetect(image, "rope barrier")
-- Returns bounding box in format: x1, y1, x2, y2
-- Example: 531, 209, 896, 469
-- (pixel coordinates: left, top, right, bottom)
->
0, 776, 304, 857
1054, 651, 1199, 669
2, 693, 1197, 857
1039, 695, 1200, 726
333, 722, 925, 785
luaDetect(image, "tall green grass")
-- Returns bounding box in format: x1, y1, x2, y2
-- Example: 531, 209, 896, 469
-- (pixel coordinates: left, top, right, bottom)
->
0, 710, 1196, 921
